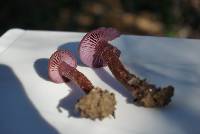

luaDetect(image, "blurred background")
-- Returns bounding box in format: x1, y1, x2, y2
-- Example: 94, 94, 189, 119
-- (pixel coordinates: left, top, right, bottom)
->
0, 0, 199, 38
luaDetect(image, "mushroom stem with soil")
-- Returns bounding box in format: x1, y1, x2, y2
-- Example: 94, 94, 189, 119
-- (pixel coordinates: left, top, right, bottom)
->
79, 27, 174, 107
48, 50, 116, 120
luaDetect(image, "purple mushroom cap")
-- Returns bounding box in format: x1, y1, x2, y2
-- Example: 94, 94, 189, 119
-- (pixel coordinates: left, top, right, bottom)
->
48, 50, 77, 83
79, 27, 121, 68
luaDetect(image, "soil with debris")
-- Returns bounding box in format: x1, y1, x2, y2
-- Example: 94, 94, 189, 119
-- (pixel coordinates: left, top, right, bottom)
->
130, 80, 174, 107
103, 48, 174, 107
75, 87, 116, 120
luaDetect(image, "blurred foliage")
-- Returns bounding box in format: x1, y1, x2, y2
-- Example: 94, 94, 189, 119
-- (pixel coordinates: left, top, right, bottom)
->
0, 0, 199, 38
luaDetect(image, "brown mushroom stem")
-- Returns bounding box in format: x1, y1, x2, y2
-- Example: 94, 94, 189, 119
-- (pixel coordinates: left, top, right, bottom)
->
102, 44, 174, 107
59, 62, 94, 93
59, 62, 116, 119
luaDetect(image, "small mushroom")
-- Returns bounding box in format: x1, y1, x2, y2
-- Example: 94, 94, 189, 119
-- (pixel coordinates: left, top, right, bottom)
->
79, 27, 174, 107
48, 50, 116, 120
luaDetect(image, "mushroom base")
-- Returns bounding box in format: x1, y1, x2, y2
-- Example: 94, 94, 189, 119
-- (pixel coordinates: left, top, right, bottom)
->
75, 87, 116, 120
102, 48, 174, 107
132, 85, 174, 107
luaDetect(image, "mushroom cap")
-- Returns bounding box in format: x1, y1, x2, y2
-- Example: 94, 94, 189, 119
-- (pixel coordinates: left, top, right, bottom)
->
48, 50, 77, 83
79, 27, 121, 68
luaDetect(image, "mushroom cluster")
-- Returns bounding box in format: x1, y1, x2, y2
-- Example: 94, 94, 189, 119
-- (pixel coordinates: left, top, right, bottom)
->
79, 27, 174, 107
48, 50, 116, 120
48, 27, 175, 120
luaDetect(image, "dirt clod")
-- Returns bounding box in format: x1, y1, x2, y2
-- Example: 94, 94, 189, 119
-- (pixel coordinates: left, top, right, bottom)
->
133, 85, 174, 107
75, 87, 116, 120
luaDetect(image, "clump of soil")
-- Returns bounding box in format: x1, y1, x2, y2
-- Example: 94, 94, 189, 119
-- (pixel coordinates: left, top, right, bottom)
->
75, 87, 116, 120
132, 84, 174, 107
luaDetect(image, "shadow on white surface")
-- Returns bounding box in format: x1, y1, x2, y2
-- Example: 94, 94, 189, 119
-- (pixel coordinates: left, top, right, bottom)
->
57, 82, 85, 118
160, 104, 200, 134
34, 58, 85, 118
93, 68, 133, 103
34, 58, 49, 81
0, 64, 59, 134
130, 62, 200, 88
129, 62, 200, 134
97, 33, 200, 133
58, 42, 85, 67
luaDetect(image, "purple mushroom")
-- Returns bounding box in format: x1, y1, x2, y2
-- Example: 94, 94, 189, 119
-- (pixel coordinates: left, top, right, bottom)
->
48, 50, 116, 120
79, 27, 174, 107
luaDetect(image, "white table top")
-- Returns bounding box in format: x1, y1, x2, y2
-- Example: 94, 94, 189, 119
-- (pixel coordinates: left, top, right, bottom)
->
0, 29, 200, 134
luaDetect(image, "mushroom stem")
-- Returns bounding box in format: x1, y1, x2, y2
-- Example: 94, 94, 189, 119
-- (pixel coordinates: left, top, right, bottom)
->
102, 44, 174, 107
59, 62, 94, 93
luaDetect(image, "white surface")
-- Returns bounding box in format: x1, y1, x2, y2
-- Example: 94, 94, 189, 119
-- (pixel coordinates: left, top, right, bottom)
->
0, 29, 200, 134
